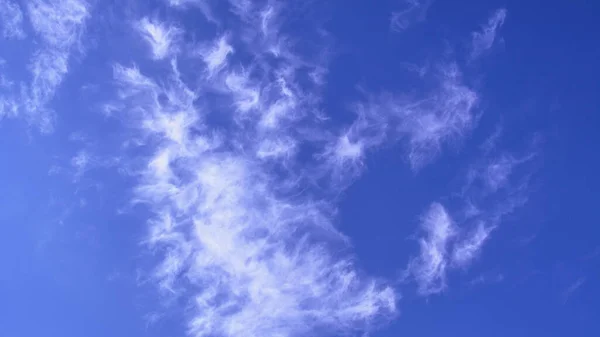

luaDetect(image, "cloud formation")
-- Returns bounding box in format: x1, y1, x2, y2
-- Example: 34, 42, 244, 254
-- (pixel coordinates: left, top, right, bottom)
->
452, 221, 494, 267
407, 203, 456, 295
405, 129, 539, 295
470, 8, 507, 60
562, 277, 586, 304
0, 0, 90, 130
0, 0, 26, 39
136, 17, 182, 60
327, 62, 478, 173
390, 0, 433, 32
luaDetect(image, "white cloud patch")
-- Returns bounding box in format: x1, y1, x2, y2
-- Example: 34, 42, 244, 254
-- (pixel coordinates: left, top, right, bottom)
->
335, 133, 364, 163
1, 61, 18, 120
27, 0, 88, 48
470, 8, 507, 60
223, 71, 261, 114
390, 0, 432, 32
406, 131, 539, 295
198, 34, 234, 76
562, 277, 586, 304
483, 154, 517, 192
165, 0, 216, 23
325, 62, 478, 175
405, 204, 494, 295
0, 0, 26, 39
136, 17, 182, 60
407, 203, 456, 295
71, 150, 91, 180
0, 96, 19, 120
469, 272, 504, 286
451, 221, 494, 267
10, 0, 90, 131
401, 65, 478, 168
465, 140, 538, 197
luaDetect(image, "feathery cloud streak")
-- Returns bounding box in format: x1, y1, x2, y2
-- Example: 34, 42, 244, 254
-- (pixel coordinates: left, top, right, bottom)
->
390, 0, 433, 32
325, 62, 478, 176
407, 203, 456, 295
0, 0, 90, 130
406, 130, 539, 295
470, 8, 507, 60
0, 0, 26, 39
136, 17, 182, 60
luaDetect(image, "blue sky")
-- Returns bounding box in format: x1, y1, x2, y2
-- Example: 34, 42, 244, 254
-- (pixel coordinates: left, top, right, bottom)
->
1, 0, 599, 336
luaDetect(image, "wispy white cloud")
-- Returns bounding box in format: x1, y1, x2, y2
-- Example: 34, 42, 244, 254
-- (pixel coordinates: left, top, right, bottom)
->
451, 221, 494, 267
404, 204, 494, 295
562, 277, 585, 304
332, 133, 365, 168
27, 0, 88, 48
468, 272, 504, 286
165, 0, 217, 24
71, 150, 91, 180
26, 50, 69, 129
0, 96, 19, 120
480, 124, 502, 154
465, 137, 538, 198
405, 130, 539, 295
470, 8, 507, 60
198, 34, 234, 76
406, 203, 456, 295
1, 59, 18, 119
46, 143, 121, 183
316, 129, 369, 189
223, 71, 261, 114
136, 17, 182, 60
390, 0, 432, 32
19, 0, 90, 131
401, 64, 478, 168
325, 62, 478, 175
479, 153, 518, 193
0, 0, 26, 39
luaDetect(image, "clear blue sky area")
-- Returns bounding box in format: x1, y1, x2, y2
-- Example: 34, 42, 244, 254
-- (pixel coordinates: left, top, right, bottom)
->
1, 0, 599, 336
